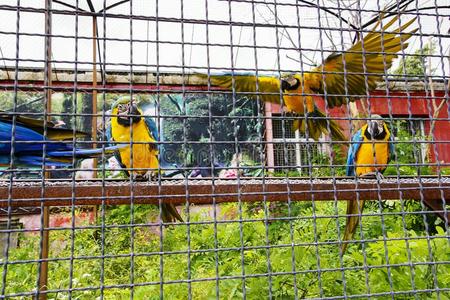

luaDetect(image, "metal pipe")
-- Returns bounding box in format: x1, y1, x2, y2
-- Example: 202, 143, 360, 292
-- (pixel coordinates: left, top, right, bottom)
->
91, 16, 98, 172
39, 1, 52, 298
91, 16, 98, 220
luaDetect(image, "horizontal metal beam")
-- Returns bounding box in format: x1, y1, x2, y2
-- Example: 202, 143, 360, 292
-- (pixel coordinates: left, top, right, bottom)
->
0, 67, 447, 92
0, 178, 448, 207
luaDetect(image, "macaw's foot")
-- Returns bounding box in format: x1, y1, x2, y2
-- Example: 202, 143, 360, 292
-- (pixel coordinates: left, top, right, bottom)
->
131, 171, 159, 182
359, 172, 385, 180
142, 170, 159, 181
131, 173, 142, 181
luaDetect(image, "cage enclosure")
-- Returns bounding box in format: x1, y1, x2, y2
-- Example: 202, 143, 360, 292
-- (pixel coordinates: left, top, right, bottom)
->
0, 1, 449, 299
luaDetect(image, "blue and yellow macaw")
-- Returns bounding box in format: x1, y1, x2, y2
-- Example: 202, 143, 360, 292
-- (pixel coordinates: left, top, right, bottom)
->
0, 112, 119, 168
192, 15, 416, 140
343, 115, 394, 252
107, 98, 183, 223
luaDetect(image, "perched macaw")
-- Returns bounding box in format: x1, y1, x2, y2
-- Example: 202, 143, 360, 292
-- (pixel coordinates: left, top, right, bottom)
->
343, 115, 394, 252
0, 112, 119, 168
107, 98, 183, 223
194, 15, 416, 140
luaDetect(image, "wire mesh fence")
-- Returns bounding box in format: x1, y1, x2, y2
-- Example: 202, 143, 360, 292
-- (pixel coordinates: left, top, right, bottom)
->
0, 0, 449, 299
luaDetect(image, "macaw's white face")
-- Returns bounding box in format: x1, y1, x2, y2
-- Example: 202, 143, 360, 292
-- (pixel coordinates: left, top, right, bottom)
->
367, 118, 385, 138
116, 102, 141, 126
116, 103, 128, 120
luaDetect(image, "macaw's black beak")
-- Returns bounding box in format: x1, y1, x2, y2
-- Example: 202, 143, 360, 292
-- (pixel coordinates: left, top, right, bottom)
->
281, 76, 300, 92
368, 120, 384, 138
370, 121, 380, 137
128, 104, 142, 124
117, 103, 141, 126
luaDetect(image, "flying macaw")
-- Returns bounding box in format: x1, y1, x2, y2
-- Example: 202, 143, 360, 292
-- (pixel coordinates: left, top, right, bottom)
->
0, 112, 120, 168
343, 115, 394, 253
107, 97, 183, 223
194, 15, 416, 140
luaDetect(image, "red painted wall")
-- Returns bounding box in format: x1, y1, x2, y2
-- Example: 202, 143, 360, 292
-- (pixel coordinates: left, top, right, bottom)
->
270, 90, 450, 163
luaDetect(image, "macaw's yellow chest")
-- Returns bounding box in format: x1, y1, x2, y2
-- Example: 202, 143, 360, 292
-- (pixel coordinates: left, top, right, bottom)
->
282, 75, 315, 115
355, 138, 390, 176
111, 118, 158, 175
283, 92, 308, 115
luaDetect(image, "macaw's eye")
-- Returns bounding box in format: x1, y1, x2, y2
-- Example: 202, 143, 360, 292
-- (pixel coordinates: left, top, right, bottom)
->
118, 104, 127, 112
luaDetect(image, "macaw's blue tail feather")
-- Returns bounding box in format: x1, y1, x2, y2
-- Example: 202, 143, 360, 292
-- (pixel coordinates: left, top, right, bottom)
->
14, 156, 72, 167
1, 154, 68, 167
0, 145, 125, 168
47, 145, 124, 157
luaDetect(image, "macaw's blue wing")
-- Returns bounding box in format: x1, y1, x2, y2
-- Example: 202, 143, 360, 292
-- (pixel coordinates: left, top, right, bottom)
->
144, 114, 169, 166
105, 123, 112, 144
346, 129, 363, 176
143, 116, 159, 142
343, 127, 365, 254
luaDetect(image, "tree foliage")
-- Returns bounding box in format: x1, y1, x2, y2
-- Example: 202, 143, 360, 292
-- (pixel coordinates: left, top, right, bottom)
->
391, 42, 436, 78
158, 93, 261, 168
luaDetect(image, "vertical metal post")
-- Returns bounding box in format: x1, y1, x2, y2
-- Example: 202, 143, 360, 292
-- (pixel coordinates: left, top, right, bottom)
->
294, 129, 302, 175
264, 102, 275, 173
92, 17, 98, 149
39, 1, 51, 299
92, 16, 98, 220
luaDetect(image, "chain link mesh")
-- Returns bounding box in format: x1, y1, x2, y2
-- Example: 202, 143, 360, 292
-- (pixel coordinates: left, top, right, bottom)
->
0, 0, 449, 299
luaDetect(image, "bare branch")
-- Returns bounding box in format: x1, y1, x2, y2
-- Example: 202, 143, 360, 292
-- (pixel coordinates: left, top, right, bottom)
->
320, 0, 338, 51
257, 3, 316, 67
286, 55, 316, 67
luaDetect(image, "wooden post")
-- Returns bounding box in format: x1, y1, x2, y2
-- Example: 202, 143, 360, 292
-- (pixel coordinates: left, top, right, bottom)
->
264, 102, 275, 173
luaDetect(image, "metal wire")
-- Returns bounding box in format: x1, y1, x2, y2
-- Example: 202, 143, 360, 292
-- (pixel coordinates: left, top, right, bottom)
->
0, 1, 449, 299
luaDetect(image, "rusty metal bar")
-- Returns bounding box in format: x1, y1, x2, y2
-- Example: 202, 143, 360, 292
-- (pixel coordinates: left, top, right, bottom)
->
0, 178, 448, 206
2, 178, 446, 224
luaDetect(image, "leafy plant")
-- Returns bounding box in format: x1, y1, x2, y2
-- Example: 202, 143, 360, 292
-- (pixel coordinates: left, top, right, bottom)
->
3, 202, 449, 299
384, 120, 433, 176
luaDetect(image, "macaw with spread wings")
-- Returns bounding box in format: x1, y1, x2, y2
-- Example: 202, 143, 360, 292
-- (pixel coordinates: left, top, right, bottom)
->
195, 15, 416, 140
